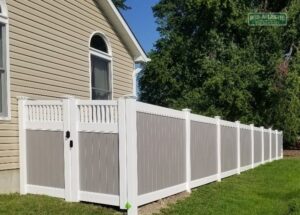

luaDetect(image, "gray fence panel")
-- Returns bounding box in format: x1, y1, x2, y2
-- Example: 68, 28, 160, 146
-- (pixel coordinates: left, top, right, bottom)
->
26, 130, 64, 188
254, 131, 262, 163
190, 121, 217, 180
240, 129, 251, 167
278, 134, 283, 157
272, 133, 276, 159
79, 132, 119, 195
264, 132, 270, 160
221, 126, 237, 172
137, 112, 186, 195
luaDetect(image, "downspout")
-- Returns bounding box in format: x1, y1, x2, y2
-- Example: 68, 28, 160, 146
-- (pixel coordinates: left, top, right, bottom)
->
132, 56, 150, 98
132, 65, 143, 98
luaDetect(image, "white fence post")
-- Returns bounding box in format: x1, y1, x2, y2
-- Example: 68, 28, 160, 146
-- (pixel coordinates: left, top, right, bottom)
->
125, 96, 138, 215
18, 96, 29, 195
280, 131, 284, 159
183, 109, 191, 193
261, 127, 264, 164
63, 98, 72, 202
235, 121, 240, 175
250, 124, 254, 168
269, 128, 272, 162
69, 97, 79, 202
275, 130, 278, 160
215, 116, 221, 182
118, 97, 127, 209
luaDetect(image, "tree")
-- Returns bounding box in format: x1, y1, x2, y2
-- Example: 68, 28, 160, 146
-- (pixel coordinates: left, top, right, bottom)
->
139, 0, 300, 147
112, 0, 130, 10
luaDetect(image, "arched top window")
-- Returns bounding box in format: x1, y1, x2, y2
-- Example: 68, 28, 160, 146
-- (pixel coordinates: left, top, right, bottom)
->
89, 32, 112, 100
90, 34, 108, 53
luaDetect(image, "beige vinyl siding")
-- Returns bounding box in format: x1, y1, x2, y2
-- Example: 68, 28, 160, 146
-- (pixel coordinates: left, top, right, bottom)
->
0, 0, 135, 171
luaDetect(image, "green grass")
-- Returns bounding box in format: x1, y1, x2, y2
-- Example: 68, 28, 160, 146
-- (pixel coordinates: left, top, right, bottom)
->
158, 158, 300, 215
0, 194, 121, 215
0, 158, 299, 215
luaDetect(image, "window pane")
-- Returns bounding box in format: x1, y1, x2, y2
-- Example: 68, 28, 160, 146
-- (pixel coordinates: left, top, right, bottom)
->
90, 35, 108, 53
0, 25, 3, 68
0, 74, 2, 113
91, 55, 109, 90
92, 88, 111, 100
91, 55, 111, 100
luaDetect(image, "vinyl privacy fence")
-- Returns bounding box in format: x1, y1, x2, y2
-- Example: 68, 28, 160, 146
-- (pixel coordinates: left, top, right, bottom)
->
18, 96, 283, 215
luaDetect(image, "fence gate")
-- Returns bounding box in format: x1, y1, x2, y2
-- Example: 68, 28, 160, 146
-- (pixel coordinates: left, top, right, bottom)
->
76, 100, 120, 205
19, 98, 123, 205
19, 99, 67, 198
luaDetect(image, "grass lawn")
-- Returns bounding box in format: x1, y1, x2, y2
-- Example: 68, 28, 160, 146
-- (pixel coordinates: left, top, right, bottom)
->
158, 157, 300, 215
0, 194, 121, 215
0, 158, 299, 215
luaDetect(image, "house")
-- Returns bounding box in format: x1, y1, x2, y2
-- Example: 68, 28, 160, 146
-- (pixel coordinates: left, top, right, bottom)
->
0, 0, 148, 193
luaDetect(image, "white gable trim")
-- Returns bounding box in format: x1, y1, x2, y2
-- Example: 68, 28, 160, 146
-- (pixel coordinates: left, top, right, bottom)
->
98, 0, 150, 63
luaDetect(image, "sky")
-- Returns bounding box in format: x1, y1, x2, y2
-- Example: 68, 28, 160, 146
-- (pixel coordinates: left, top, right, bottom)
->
121, 0, 160, 53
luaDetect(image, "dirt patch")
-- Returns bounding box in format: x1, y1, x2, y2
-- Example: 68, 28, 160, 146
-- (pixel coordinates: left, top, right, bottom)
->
139, 192, 190, 215
284, 150, 300, 157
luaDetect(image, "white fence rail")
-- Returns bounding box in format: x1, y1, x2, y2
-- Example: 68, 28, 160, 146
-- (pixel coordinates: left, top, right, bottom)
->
77, 100, 118, 124
18, 97, 284, 215
25, 100, 64, 131
77, 100, 118, 133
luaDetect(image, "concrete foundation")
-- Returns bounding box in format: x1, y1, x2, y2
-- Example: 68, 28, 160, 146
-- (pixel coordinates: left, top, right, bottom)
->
0, 169, 20, 193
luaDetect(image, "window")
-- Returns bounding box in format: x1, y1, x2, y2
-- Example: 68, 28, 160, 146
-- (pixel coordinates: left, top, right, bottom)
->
90, 33, 112, 100
0, 0, 8, 118
0, 24, 5, 114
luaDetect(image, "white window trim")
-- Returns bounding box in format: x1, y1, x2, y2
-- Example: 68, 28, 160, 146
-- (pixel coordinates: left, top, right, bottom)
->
89, 32, 114, 100
0, 0, 11, 121
90, 48, 112, 61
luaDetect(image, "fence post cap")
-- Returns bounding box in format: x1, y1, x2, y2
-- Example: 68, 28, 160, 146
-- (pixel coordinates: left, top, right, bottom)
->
235, 120, 240, 123
182, 108, 191, 112
17, 96, 29, 100
214, 116, 221, 119
250, 124, 254, 127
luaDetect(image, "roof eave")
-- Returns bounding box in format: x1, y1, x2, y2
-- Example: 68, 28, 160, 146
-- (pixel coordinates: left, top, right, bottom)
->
135, 56, 151, 63
99, 0, 150, 63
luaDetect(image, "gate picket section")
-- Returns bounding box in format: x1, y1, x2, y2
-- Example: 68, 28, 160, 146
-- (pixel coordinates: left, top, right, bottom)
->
18, 98, 66, 198
76, 100, 121, 206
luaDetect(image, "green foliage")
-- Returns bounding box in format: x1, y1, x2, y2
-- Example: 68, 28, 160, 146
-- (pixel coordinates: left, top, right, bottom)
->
158, 158, 300, 215
272, 53, 300, 145
112, 0, 130, 10
139, 0, 300, 147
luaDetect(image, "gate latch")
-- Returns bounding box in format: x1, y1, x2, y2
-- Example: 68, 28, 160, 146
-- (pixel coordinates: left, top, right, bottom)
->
69, 140, 73, 148
66, 131, 70, 139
